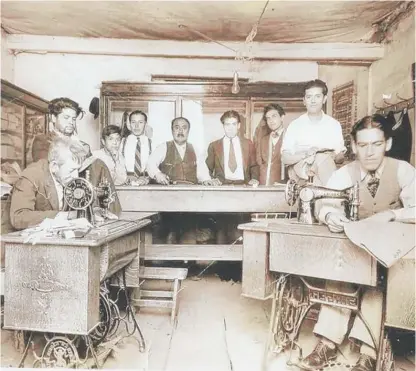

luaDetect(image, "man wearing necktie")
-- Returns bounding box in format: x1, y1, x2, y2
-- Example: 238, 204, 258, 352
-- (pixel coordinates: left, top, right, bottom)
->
256, 104, 287, 185
206, 110, 259, 245
300, 114, 415, 371
121, 110, 152, 186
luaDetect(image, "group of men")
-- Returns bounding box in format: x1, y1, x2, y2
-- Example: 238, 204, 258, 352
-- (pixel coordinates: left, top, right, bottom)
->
6, 79, 415, 371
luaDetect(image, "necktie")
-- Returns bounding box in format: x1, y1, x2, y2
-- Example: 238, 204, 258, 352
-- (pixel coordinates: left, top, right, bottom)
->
134, 139, 142, 176
228, 138, 237, 173
367, 171, 379, 198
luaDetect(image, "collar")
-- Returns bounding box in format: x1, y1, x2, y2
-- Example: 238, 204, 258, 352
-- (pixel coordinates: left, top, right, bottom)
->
49, 168, 63, 189
270, 127, 284, 138
306, 111, 325, 123
359, 158, 385, 181
224, 136, 239, 142
174, 141, 187, 149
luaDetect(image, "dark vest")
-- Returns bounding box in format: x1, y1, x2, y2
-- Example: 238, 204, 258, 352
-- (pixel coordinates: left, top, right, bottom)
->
347, 157, 402, 219
160, 141, 197, 183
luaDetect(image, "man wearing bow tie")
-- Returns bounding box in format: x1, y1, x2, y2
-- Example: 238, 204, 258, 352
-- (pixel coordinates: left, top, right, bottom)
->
256, 104, 287, 185
300, 114, 415, 371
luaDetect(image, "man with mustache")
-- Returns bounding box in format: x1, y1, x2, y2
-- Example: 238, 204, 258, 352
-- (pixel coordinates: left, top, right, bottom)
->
32, 97, 91, 162
281, 79, 346, 185
300, 114, 415, 371
147, 117, 216, 244
92, 125, 127, 186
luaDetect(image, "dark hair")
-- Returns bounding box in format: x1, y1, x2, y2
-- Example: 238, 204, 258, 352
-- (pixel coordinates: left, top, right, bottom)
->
171, 117, 191, 130
101, 125, 121, 140
120, 111, 131, 138
129, 110, 147, 123
220, 110, 240, 124
304, 79, 328, 96
351, 114, 392, 141
263, 104, 285, 120
48, 97, 84, 118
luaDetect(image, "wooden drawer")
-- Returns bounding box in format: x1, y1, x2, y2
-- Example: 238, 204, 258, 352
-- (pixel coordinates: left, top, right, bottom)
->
269, 223, 377, 286
4, 243, 100, 335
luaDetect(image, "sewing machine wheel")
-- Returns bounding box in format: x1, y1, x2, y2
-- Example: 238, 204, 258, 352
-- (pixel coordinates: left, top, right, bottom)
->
89, 293, 111, 346
285, 179, 299, 206
63, 177, 94, 210
39, 336, 80, 368
279, 276, 306, 333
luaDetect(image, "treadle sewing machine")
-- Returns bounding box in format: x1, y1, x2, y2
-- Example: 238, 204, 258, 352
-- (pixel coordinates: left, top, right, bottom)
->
239, 178, 397, 371
2, 175, 154, 368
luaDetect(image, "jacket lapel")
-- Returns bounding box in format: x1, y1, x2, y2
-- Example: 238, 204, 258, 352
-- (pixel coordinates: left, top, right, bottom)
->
215, 139, 225, 172
271, 134, 284, 161
44, 165, 60, 211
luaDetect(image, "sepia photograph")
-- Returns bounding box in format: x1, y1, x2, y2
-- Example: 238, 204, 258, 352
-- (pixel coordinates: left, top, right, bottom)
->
0, 1, 415, 370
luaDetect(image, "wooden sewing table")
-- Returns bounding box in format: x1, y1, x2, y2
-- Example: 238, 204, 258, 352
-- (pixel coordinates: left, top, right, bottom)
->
2, 211, 157, 335
116, 184, 291, 262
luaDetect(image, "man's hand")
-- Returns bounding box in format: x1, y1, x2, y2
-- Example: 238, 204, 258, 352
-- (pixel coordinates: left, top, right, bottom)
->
248, 179, 259, 187
306, 146, 319, 157
365, 210, 396, 224
334, 152, 345, 165
202, 178, 222, 186
325, 212, 350, 233
93, 207, 119, 222
131, 176, 150, 186
155, 172, 170, 185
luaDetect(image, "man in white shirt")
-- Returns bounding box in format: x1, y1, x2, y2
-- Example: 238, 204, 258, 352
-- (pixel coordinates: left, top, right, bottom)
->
93, 125, 127, 186
300, 114, 415, 371
121, 110, 151, 186
281, 79, 346, 185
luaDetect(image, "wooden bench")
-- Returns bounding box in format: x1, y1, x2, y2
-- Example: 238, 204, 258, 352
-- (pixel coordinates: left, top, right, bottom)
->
134, 267, 188, 324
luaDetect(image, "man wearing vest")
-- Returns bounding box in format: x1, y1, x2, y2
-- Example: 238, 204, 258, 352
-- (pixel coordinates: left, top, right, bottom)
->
147, 117, 215, 244
281, 79, 345, 186
206, 110, 259, 245
300, 114, 415, 371
121, 110, 152, 186
256, 104, 287, 185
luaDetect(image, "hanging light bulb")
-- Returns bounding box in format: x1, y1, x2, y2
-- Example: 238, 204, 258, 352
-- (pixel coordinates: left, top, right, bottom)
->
231, 71, 240, 94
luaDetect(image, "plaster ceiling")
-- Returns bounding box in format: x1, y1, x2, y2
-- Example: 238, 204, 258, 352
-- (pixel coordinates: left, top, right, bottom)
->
0, 1, 412, 43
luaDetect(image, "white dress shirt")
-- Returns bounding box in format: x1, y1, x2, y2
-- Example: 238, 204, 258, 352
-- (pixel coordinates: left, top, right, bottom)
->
318, 158, 416, 223
281, 112, 346, 155
122, 134, 151, 173
223, 136, 245, 181
146, 141, 211, 182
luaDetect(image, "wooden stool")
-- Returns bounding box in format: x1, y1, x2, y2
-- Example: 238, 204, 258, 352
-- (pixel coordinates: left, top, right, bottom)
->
136, 267, 188, 324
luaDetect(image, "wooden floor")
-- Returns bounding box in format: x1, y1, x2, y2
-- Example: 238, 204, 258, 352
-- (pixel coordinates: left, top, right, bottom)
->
1, 274, 415, 371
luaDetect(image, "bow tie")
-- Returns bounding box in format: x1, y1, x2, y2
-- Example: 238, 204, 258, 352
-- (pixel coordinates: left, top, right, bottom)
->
271, 131, 280, 138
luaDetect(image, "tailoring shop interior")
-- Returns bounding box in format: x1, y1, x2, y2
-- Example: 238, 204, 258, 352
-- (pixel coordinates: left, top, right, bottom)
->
0, 1, 415, 370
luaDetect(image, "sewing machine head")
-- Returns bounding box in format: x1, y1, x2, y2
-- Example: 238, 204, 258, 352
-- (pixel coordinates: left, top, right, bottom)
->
63, 172, 115, 225
285, 179, 360, 224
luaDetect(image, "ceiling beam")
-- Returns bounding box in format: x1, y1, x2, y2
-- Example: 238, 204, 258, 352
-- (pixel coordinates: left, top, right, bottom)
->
6, 35, 384, 62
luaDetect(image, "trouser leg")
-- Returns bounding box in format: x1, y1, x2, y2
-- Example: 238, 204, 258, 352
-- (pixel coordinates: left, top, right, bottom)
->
349, 287, 383, 359
313, 280, 354, 345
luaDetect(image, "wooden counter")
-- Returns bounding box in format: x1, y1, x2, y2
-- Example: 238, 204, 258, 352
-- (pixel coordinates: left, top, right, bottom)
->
116, 184, 291, 213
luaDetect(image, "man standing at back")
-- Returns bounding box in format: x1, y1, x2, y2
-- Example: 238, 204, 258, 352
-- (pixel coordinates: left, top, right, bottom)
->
256, 104, 286, 185
281, 79, 345, 185
121, 110, 152, 185
206, 110, 259, 186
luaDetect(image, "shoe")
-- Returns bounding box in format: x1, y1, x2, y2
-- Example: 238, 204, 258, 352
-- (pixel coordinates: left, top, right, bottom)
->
299, 341, 337, 370
351, 354, 376, 371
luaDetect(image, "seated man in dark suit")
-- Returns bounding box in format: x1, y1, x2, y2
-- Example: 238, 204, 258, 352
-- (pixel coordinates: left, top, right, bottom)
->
10, 136, 120, 231
206, 110, 259, 245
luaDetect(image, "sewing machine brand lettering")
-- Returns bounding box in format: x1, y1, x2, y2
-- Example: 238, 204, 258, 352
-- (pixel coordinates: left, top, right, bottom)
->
308, 289, 358, 309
